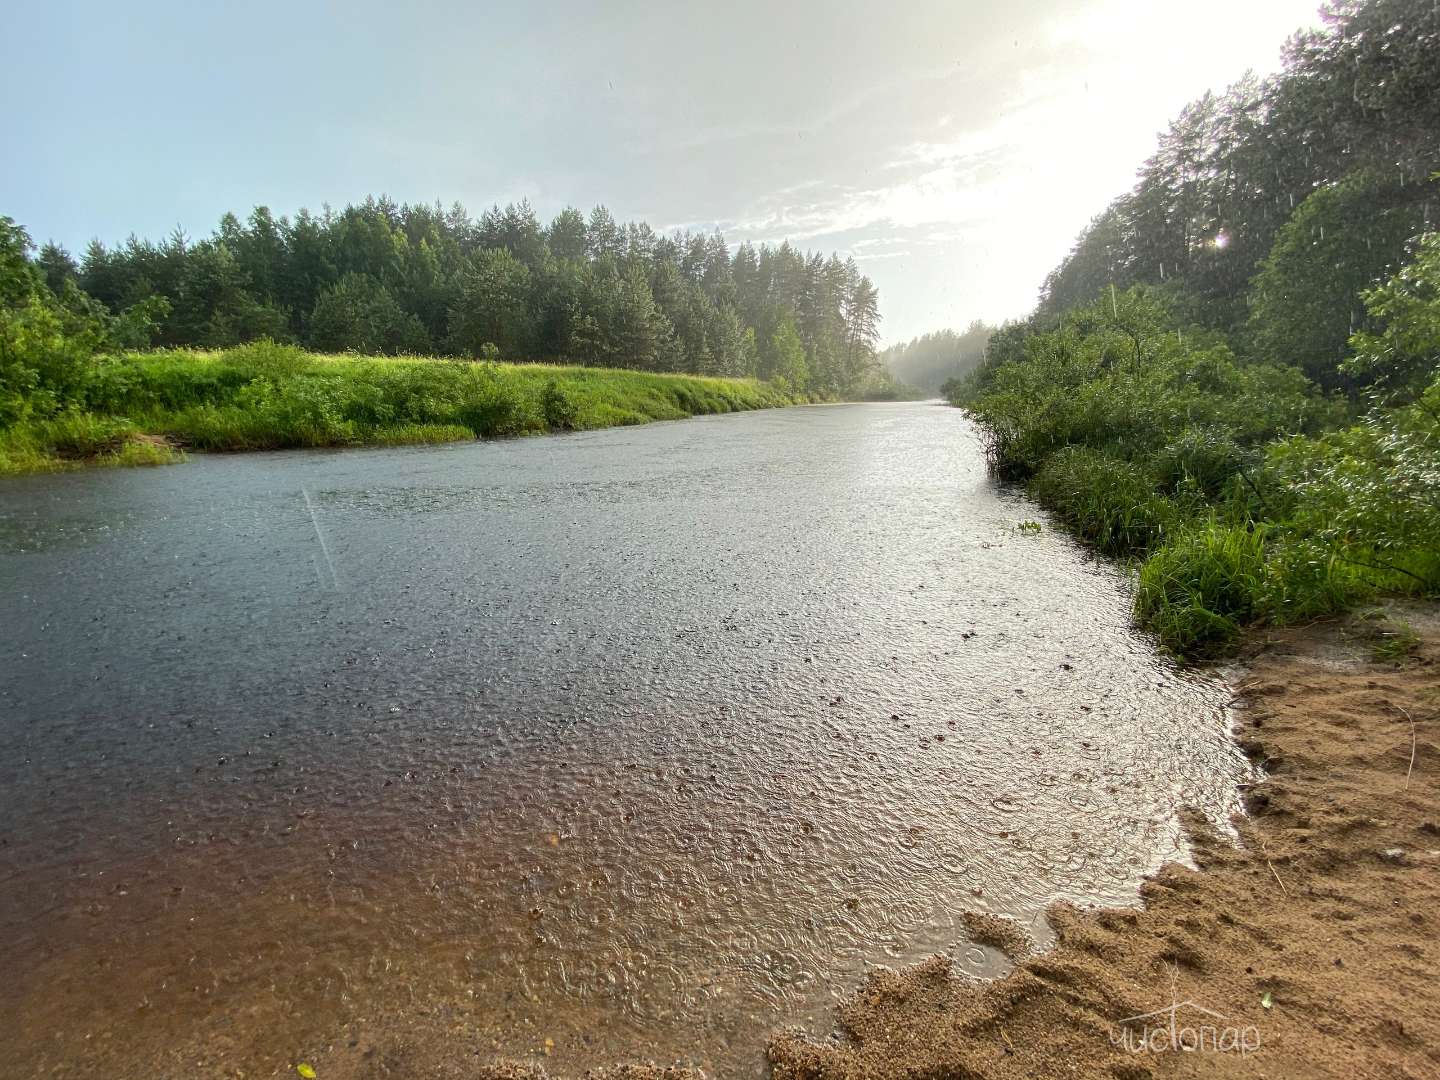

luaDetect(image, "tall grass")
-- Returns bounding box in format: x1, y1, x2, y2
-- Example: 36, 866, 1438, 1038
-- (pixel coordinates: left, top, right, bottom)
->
1134, 522, 1269, 656
0, 342, 803, 474
1031, 447, 1181, 555
0, 414, 183, 473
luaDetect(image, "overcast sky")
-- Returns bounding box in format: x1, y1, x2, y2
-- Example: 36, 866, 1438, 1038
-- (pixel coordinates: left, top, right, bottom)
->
4, 0, 1324, 344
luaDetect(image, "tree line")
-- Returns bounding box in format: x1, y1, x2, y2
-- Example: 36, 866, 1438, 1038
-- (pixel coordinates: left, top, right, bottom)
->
32, 199, 882, 396
1037, 0, 1438, 389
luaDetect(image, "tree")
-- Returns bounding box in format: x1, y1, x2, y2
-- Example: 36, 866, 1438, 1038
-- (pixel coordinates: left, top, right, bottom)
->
840, 259, 881, 391
395, 238, 456, 345
169, 241, 289, 347
611, 265, 665, 369
447, 248, 534, 359
763, 316, 808, 391
36, 243, 79, 296
1346, 231, 1440, 403
310, 273, 429, 355
1036, 0, 1440, 366
1248, 170, 1426, 386
1, 216, 156, 423
704, 301, 749, 376
280, 208, 337, 335
498, 201, 546, 267
586, 206, 623, 261
547, 208, 588, 262
234, 206, 287, 302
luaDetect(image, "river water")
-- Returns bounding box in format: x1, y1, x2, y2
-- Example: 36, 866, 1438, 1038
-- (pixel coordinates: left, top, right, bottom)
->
0, 402, 1248, 1077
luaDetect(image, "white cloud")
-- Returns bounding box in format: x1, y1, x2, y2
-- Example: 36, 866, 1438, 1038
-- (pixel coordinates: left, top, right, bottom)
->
694, 0, 1325, 342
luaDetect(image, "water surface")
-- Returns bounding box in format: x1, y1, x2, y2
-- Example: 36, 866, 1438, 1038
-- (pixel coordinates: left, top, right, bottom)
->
0, 403, 1248, 1077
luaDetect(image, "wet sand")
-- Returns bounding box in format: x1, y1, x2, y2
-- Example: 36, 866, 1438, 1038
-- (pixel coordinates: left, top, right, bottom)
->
473, 607, 1439, 1080
762, 607, 1440, 1080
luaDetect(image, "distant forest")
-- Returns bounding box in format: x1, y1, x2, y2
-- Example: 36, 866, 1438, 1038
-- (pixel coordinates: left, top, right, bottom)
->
881, 322, 994, 394
33, 201, 883, 397
1031, 0, 1437, 386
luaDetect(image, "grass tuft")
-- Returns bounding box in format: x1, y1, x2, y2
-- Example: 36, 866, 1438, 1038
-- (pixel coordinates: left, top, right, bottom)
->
1347, 610, 1423, 665
1135, 521, 1269, 657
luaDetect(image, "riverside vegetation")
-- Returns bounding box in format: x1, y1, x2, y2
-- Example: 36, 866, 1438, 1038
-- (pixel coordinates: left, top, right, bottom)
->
0, 339, 802, 475
952, 0, 1440, 658
0, 338, 800, 472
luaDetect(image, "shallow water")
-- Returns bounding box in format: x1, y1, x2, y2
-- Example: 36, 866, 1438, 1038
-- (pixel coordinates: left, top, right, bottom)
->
0, 403, 1248, 1077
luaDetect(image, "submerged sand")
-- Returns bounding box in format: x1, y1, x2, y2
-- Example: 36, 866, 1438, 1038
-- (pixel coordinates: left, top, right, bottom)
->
472, 608, 1439, 1080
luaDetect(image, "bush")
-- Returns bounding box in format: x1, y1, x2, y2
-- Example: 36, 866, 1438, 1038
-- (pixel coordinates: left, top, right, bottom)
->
219, 339, 315, 381
954, 278, 1440, 658
1, 216, 166, 425
542, 380, 579, 430
1153, 427, 1255, 497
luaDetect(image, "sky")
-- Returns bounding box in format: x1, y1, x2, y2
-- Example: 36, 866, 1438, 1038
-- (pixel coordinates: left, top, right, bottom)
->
2, 0, 1325, 345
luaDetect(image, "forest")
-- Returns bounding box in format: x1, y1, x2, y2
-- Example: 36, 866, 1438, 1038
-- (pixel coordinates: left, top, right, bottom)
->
955, 0, 1439, 656
1036, 0, 1436, 383
31, 201, 881, 394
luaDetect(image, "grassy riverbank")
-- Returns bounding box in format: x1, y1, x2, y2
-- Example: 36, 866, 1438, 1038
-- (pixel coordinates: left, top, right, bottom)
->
0, 342, 803, 475
949, 275, 1439, 659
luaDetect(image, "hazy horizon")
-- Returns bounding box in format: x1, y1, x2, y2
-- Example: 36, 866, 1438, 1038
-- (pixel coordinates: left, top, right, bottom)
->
3, 0, 1324, 344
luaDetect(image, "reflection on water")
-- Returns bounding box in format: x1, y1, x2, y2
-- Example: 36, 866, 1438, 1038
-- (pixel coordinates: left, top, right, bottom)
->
0, 404, 1249, 1077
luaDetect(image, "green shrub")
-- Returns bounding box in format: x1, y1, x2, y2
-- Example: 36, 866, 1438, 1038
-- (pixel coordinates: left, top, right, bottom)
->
1153, 427, 1255, 497
1265, 388, 1440, 593
218, 339, 315, 381
954, 275, 1440, 658
1259, 536, 1365, 623
542, 380, 579, 430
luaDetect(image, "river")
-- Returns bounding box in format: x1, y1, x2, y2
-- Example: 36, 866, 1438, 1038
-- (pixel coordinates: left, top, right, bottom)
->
0, 402, 1248, 1077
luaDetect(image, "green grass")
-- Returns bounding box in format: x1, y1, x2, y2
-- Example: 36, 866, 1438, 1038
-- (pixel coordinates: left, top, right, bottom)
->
1370, 622, 1421, 664
1134, 521, 1270, 656
0, 413, 185, 474
1031, 446, 1183, 555
0, 342, 803, 474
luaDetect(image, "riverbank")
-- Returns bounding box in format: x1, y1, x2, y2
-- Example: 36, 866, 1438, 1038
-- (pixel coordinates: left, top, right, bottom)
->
948, 289, 1438, 661
0, 343, 803, 475
474, 607, 1438, 1080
